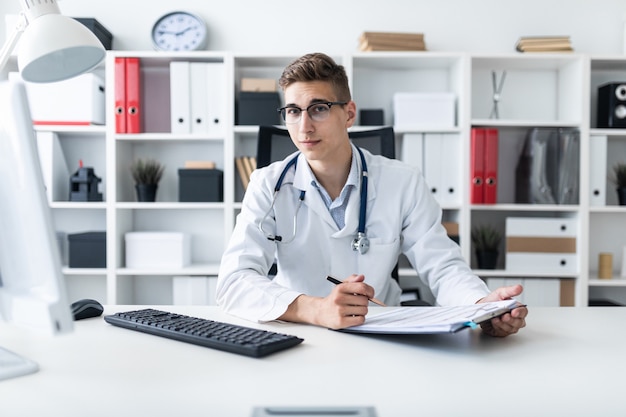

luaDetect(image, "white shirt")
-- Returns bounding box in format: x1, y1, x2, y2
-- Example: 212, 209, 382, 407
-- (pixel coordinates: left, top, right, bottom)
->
217, 145, 489, 322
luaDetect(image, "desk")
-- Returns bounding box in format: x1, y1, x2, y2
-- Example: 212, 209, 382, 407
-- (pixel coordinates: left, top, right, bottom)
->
0, 306, 624, 417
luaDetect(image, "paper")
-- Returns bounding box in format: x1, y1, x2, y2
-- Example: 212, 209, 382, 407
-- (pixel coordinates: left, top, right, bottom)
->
338, 300, 519, 334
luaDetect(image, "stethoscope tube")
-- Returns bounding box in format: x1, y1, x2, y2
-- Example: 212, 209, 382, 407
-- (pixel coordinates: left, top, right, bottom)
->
258, 147, 369, 254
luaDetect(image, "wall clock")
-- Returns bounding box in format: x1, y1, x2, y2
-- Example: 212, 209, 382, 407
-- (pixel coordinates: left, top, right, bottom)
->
151, 11, 208, 51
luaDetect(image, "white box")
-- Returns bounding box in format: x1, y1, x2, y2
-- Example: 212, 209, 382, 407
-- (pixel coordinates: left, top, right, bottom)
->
125, 232, 190, 268
9, 72, 105, 125
393, 92, 456, 128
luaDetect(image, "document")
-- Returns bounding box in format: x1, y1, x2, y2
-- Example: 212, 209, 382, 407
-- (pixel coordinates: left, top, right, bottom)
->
338, 300, 519, 334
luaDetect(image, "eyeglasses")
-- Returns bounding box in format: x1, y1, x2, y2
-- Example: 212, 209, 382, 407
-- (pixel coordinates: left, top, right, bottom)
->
277, 101, 347, 124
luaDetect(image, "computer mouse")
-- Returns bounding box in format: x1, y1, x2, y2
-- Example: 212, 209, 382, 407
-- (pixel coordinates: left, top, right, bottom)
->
71, 299, 104, 321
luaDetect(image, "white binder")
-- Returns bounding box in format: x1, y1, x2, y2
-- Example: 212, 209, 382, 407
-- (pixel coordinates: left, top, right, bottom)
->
170, 61, 191, 134
190, 62, 209, 134
423, 133, 443, 203
205, 62, 225, 135
590, 135, 607, 206
400, 132, 424, 174
440, 133, 461, 205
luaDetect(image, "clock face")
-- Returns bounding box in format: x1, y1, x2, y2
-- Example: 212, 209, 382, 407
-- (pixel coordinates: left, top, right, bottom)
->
152, 11, 208, 51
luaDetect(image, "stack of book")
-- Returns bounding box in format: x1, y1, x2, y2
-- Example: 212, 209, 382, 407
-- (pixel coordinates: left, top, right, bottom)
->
235, 156, 257, 189
515, 36, 573, 52
359, 31, 426, 52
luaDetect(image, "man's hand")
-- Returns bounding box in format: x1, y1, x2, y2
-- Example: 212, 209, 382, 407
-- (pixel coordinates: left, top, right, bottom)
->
279, 274, 374, 329
477, 284, 528, 337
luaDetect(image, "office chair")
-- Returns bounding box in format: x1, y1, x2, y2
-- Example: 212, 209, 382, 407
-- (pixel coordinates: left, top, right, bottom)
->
255, 125, 428, 305
256, 125, 395, 168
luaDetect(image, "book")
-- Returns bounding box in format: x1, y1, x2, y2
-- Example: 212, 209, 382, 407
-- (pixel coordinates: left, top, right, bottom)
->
359, 31, 426, 51
515, 36, 573, 52
338, 300, 520, 334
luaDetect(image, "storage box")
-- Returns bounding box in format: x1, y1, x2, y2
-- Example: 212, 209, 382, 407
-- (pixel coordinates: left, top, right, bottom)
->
68, 231, 106, 268
393, 92, 456, 128
237, 92, 281, 125
178, 168, 223, 202
9, 72, 105, 125
505, 218, 578, 273
125, 232, 190, 269
72, 18, 113, 50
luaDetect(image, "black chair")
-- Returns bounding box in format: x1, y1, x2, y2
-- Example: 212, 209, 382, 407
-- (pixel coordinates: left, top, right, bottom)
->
255, 125, 427, 305
256, 125, 395, 168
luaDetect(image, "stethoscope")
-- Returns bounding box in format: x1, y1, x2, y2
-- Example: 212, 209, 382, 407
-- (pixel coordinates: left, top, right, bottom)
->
258, 146, 370, 255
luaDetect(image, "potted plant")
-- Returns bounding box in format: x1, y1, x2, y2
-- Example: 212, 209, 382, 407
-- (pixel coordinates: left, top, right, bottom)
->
130, 158, 165, 202
609, 162, 626, 206
471, 224, 502, 269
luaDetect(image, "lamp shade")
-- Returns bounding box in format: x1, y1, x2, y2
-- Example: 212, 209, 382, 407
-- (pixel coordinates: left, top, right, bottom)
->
17, 14, 105, 83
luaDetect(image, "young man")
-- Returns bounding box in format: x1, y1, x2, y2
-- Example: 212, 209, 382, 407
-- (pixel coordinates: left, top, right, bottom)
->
217, 52, 527, 337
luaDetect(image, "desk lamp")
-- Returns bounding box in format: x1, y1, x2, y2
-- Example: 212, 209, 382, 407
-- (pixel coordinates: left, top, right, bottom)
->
0, 0, 105, 83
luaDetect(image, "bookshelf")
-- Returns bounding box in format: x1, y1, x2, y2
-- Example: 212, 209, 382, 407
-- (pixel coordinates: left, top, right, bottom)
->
24, 51, 626, 307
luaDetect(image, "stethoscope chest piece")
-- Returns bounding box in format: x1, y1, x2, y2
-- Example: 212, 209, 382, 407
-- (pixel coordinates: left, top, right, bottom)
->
352, 232, 370, 255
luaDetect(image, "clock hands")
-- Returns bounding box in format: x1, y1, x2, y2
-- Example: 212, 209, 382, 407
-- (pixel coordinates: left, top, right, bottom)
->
158, 26, 197, 37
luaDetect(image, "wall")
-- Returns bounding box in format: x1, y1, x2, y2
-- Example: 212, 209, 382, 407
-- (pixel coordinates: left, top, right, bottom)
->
1, 0, 625, 55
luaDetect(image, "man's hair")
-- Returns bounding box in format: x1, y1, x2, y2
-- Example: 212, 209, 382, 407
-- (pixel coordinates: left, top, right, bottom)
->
278, 52, 351, 101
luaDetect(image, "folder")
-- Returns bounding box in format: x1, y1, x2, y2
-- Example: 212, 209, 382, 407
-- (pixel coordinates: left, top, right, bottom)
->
423, 133, 444, 202
125, 57, 141, 134
114, 57, 126, 133
400, 133, 424, 175
338, 299, 519, 334
190, 62, 208, 134
440, 133, 461, 205
589, 135, 607, 206
470, 127, 485, 204
484, 128, 499, 204
170, 61, 191, 134
206, 62, 225, 134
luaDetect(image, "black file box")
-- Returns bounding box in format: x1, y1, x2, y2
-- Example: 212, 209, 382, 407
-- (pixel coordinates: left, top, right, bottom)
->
68, 231, 106, 268
72, 18, 113, 50
178, 169, 224, 202
237, 92, 281, 125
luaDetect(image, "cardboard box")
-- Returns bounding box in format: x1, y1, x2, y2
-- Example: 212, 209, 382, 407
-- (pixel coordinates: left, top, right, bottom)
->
393, 92, 456, 128
178, 168, 223, 202
241, 78, 276, 92
10, 72, 105, 125
68, 231, 106, 268
125, 232, 190, 269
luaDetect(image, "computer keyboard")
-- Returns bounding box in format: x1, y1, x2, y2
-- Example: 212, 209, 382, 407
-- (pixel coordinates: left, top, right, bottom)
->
104, 309, 304, 358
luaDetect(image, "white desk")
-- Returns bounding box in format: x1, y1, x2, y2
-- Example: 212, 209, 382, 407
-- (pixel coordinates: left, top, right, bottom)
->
0, 306, 624, 417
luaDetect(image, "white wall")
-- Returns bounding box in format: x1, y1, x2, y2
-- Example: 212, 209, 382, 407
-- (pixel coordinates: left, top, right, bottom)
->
1, 0, 626, 55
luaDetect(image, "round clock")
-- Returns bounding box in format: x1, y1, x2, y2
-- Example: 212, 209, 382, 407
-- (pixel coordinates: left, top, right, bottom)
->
151, 11, 208, 51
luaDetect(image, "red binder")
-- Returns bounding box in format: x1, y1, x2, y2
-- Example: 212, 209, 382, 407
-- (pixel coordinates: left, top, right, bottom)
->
114, 57, 126, 133
125, 57, 141, 133
470, 127, 485, 204
484, 128, 499, 204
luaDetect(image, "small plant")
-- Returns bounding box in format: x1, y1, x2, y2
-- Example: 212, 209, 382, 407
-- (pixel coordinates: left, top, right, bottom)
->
609, 162, 626, 189
130, 158, 165, 185
471, 224, 502, 252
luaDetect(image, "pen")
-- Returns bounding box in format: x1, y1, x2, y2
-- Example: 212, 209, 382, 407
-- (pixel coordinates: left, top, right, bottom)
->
326, 276, 386, 307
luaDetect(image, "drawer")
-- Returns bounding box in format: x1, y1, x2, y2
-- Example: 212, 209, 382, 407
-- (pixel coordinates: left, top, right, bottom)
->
505, 253, 578, 273
505, 217, 577, 237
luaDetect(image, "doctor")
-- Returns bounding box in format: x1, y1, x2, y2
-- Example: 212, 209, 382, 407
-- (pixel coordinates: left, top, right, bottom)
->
217, 52, 527, 337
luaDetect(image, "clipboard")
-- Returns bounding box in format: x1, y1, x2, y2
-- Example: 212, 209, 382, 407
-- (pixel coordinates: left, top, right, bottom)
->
337, 300, 520, 335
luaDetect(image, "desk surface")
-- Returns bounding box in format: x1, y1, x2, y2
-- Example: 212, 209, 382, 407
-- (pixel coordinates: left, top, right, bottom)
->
1, 306, 624, 417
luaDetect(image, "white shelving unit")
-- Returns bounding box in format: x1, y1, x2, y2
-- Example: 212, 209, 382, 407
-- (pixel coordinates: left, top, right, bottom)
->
29, 51, 626, 306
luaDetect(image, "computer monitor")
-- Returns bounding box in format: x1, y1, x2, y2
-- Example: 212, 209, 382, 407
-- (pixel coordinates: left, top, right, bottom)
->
0, 80, 74, 380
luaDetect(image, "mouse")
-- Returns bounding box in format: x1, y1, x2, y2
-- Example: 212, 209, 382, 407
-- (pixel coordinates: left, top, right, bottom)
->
70, 299, 104, 321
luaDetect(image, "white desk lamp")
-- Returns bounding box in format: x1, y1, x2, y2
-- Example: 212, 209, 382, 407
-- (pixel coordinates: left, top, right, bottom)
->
0, 0, 105, 83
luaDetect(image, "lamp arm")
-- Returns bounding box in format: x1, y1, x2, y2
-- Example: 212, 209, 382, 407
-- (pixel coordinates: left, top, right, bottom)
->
0, 13, 28, 74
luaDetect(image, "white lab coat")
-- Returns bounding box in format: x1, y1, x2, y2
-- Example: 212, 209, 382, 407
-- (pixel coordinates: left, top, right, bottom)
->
217, 145, 489, 322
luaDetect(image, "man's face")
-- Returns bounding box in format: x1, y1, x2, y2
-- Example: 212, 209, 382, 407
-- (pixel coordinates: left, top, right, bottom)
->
282, 80, 356, 165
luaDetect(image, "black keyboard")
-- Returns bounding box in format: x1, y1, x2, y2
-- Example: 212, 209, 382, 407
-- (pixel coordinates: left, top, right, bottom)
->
104, 309, 304, 358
